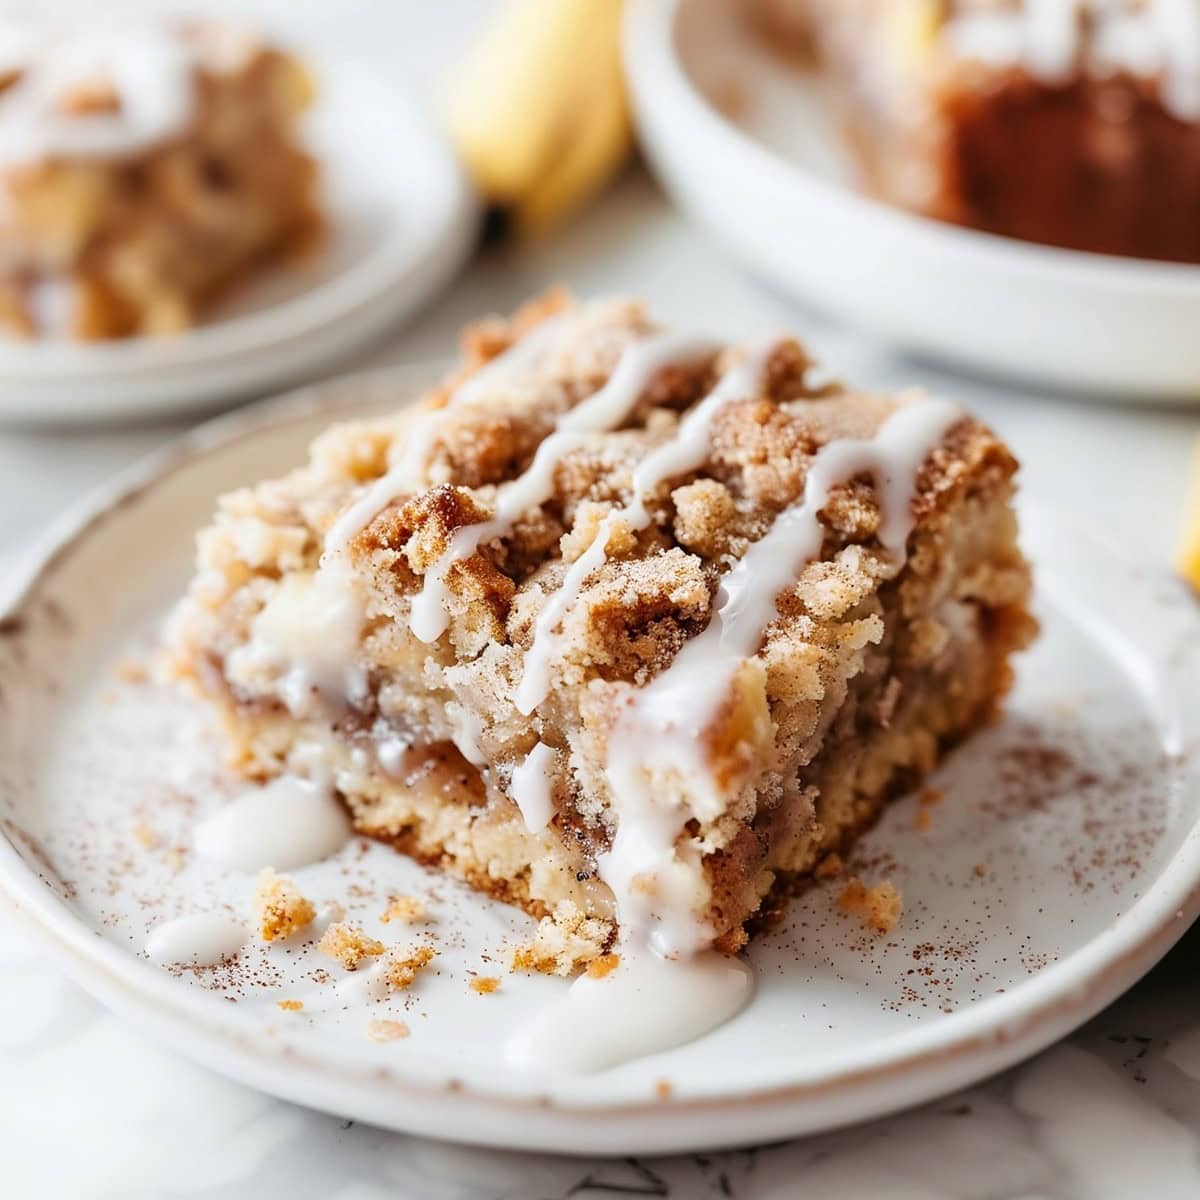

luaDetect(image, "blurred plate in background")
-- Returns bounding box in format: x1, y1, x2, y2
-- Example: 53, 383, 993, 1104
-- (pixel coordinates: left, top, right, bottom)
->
0, 60, 477, 425
625, 0, 1200, 402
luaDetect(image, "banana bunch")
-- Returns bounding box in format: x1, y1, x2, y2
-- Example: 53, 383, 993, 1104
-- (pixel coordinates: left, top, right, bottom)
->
1179, 438, 1200, 593
446, 0, 633, 238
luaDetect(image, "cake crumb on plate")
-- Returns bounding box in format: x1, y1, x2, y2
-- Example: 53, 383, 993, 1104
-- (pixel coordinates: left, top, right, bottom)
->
382, 944, 436, 991
253, 868, 316, 943
838, 878, 903, 933
317, 921, 385, 970
380, 894, 428, 925
366, 1018, 410, 1043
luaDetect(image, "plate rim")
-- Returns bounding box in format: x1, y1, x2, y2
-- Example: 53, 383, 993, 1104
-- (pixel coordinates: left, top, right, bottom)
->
2, 366, 1200, 1153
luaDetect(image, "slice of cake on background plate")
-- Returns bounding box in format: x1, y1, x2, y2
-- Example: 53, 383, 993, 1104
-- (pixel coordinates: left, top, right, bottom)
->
0, 19, 319, 340
165, 291, 1035, 985
747, 0, 1200, 263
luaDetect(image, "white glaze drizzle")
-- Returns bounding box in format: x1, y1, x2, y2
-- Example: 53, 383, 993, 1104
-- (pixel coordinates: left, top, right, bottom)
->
323, 314, 574, 555
226, 558, 366, 719
600, 395, 963, 959
193, 774, 351, 873
408, 333, 717, 645
504, 950, 753, 1075
946, 0, 1200, 119
515, 340, 781, 717
509, 741, 558, 832
503, 392, 961, 1077
0, 25, 201, 169
145, 912, 247, 966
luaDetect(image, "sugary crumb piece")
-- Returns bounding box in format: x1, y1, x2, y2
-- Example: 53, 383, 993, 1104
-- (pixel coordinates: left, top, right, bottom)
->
919, 787, 944, 806
131, 822, 157, 850
366, 1018, 410, 1043
382, 944, 436, 991
654, 1079, 673, 1099
115, 657, 148, 684
317, 921, 385, 970
838, 878, 903, 933
380, 894, 427, 925
511, 901, 612, 976
165, 846, 187, 874
974, 863, 989, 878
253, 868, 317, 943
470, 975, 500, 995
585, 953, 620, 980
277, 999, 304, 1012
915, 808, 933, 832
814, 852, 844, 881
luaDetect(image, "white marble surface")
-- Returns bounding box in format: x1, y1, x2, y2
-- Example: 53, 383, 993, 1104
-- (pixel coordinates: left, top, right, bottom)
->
3, 3, 1200, 1197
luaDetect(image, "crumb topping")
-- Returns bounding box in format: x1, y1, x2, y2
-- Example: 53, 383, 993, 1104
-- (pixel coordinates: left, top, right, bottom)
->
379, 894, 428, 925
382, 944, 436, 991
316, 921, 385, 970
252, 868, 316, 942
470, 975, 501, 994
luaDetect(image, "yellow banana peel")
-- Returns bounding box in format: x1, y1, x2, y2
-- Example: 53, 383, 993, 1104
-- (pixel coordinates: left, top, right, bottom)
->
1179, 437, 1200, 593
446, 0, 633, 236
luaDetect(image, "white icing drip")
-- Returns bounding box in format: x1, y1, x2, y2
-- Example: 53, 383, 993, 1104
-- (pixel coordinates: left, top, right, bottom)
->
600, 396, 963, 958
24, 276, 72, 336
448, 702, 486, 766
1026, 0, 1082, 80
509, 741, 557, 832
504, 950, 753, 1075
1151, 0, 1200, 117
193, 775, 352, 872
323, 314, 574, 555
947, 0, 1200, 120
0, 26, 199, 168
515, 341, 780, 716
226, 560, 366, 719
409, 333, 717, 645
145, 912, 247, 966
375, 732, 411, 777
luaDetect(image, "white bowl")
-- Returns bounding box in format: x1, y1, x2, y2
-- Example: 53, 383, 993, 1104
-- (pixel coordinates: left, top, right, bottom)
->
0, 62, 478, 424
624, 0, 1200, 401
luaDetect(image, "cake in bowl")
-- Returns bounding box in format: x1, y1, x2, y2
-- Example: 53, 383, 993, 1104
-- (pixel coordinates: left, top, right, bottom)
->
747, 0, 1200, 263
0, 20, 320, 340
165, 292, 1035, 972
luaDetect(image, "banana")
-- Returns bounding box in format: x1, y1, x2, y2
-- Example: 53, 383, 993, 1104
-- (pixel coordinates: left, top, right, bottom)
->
446, 0, 633, 235
1179, 437, 1200, 593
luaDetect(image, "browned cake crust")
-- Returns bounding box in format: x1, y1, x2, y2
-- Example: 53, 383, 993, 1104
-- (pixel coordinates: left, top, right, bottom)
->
748, 0, 1200, 263
165, 292, 1035, 971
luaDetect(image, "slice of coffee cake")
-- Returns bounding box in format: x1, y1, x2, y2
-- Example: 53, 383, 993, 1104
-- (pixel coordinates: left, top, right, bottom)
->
166, 292, 1034, 970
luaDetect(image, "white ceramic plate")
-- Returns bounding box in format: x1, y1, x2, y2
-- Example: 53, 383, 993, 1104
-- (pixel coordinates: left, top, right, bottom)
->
1, 368, 1199, 1155
625, 0, 1200, 401
0, 64, 477, 424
